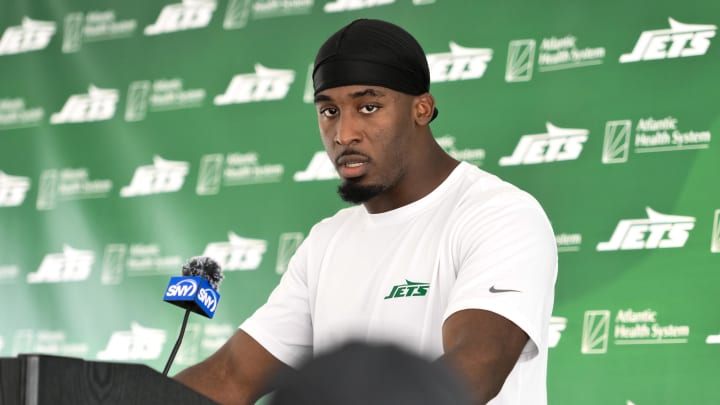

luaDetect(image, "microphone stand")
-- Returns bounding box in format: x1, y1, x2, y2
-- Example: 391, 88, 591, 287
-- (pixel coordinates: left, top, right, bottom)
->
163, 308, 191, 376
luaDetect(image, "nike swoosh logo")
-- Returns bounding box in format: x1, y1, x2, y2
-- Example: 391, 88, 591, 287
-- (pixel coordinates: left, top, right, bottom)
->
489, 285, 521, 293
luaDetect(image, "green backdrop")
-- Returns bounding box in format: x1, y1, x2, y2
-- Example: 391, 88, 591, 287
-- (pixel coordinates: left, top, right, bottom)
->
1, 0, 718, 403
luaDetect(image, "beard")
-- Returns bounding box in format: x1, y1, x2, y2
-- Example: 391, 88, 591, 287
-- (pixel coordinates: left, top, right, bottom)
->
337, 180, 385, 204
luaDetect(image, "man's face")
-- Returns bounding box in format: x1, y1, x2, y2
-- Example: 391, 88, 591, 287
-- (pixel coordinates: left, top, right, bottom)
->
314, 85, 417, 204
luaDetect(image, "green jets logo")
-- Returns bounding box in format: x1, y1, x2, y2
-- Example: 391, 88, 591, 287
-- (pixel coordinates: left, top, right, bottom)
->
384, 280, 430, 300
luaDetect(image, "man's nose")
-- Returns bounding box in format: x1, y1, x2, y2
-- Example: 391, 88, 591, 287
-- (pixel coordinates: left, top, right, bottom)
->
334, 114, 363, 146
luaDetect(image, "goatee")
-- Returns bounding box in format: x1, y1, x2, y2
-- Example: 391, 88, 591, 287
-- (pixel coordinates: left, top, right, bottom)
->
337, 181, 385, 204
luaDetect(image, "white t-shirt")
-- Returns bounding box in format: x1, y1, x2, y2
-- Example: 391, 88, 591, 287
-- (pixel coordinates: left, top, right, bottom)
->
241, 162, 557, 404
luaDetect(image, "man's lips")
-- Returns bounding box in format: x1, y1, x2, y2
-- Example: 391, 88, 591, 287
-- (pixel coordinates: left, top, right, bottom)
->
336, 153, 370, 178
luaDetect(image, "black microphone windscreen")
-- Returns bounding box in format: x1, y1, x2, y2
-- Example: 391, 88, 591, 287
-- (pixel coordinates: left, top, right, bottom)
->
181, 256, 224, 290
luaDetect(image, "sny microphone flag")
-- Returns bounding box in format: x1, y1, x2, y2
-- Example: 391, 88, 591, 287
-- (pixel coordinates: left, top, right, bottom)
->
163, 276, 221, 318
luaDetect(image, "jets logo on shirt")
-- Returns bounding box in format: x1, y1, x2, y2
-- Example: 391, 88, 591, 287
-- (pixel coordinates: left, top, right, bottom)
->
499, 122, 588, 166
427, 42, 493, 82
0, 17, 56, 55
620, 18, 716, 63
145, 0, 217, 36
384, 280, 430, 299
596, 207, 695, 251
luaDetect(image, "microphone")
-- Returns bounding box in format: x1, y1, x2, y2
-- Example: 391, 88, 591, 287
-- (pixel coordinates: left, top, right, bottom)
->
162, 256, 224, 376
164, 256, 223, 318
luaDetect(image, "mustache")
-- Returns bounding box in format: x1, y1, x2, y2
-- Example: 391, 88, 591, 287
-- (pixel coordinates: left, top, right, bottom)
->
335, 149, 370, 164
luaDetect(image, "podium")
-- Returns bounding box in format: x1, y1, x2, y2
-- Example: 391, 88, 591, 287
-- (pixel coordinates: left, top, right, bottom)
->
0, 354, 218, 405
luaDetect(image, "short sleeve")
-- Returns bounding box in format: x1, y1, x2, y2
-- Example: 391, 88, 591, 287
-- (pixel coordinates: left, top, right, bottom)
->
240, 237, 313, 368
443, 192, 558, 360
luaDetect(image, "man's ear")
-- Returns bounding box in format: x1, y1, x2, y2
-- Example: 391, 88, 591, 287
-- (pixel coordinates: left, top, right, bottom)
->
413, 93, 435, 126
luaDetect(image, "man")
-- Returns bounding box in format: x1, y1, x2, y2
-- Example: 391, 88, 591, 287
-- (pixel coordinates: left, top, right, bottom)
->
175, 19, 557, 405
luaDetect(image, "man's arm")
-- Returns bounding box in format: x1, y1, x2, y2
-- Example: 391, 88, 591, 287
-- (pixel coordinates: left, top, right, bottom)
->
174, 329, 289, 405
441, 308, 529, 405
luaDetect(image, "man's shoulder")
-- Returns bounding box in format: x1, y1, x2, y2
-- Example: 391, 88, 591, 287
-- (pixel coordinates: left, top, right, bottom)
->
454, 162, 540, 209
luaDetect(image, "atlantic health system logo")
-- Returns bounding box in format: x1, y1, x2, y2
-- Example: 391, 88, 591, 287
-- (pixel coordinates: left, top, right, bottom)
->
275, 232, 304, 275
581, 309, 690, 354
505, 35, 605, 82
0, 98, 44, 131
222, 0, 313, 30
196, 152, 284, 195
62, 10, 137, 53
555, 233, 582, 253
36, 168, 113, 211
9, 329, 88, 358
100, 243, 184, 286
125, 78, 206, 122
602, 116, 712, 164
712, 209, 720, 253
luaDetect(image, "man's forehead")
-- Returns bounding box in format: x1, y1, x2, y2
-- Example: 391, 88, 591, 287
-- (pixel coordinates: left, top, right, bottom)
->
314, 86, 392, 103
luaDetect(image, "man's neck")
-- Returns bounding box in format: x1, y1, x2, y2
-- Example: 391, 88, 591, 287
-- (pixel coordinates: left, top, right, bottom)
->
363, 149, 459, 214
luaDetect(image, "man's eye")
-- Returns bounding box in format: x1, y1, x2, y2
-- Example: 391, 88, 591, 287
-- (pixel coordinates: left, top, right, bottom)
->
360, 104, 380, 114
320, 107, 338, 117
